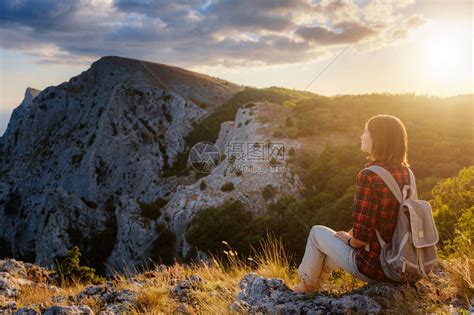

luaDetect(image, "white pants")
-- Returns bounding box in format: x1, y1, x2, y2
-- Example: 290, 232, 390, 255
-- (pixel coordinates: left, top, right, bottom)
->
297, 225, 375, 288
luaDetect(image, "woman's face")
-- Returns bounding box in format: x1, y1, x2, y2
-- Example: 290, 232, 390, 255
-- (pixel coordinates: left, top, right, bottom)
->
360, 125, 372, 153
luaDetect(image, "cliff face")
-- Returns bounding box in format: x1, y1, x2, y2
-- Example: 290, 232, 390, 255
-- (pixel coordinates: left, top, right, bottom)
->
0, 56, 302, 275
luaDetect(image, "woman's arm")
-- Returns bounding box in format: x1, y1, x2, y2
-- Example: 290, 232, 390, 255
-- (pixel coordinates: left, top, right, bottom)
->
349, 236, 367, 248
335, 230, 368, 248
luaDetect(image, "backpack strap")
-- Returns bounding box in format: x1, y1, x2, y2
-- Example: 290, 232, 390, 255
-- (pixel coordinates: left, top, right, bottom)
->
407, 168, 419, 200
364, 165, 403, 203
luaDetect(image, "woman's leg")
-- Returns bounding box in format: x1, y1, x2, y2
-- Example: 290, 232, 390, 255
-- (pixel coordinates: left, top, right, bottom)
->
296, 225, 370, 290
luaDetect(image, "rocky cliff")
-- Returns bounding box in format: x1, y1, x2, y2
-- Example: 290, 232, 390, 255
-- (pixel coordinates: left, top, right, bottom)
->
0, 56, 302, 276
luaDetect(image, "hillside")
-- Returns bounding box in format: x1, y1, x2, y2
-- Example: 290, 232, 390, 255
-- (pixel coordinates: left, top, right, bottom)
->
0, 56, 309, 277
0, 56, 472, 313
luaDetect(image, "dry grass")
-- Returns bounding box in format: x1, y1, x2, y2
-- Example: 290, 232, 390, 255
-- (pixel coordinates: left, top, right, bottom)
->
249, 233, 296, 286
131, 286, 177, 314
323, 269, 366, 294
16, 285, 62, 308
442, 236, 474, 305
11, 233, 472, 313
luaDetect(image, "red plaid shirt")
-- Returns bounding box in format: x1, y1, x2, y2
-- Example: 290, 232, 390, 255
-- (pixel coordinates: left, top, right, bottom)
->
352, 160, 411, 282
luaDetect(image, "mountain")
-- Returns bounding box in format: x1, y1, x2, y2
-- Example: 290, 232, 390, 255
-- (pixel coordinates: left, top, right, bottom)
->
0, 56, 303, 276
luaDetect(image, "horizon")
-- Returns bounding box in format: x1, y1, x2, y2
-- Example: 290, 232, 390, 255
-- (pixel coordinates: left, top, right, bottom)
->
0, 0, 473, 134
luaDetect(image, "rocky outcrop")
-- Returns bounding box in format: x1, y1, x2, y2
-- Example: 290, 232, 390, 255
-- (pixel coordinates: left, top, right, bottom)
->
3, 258, 472, 314
0, 56, 304, 276
0, 259, 59, 313
0, 56, 244, 275
230, 271, 474, 314
230, 272, 382, 314
160, 102, 304, 258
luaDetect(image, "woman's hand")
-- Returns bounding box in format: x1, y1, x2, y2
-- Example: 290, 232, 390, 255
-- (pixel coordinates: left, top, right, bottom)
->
335, 231, 351, 243
336, 230, 369, 248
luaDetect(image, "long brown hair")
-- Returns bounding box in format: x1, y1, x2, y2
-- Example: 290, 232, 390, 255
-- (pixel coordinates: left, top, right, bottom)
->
365, 114, 410, 167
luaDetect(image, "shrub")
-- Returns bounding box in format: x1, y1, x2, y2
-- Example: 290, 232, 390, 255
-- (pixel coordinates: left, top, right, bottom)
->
262, 184, 277, 200
199, 180, 207, 190
4, 192, 21, 216
54, 246, 105, 286
273, 130, 284, 138
149, 224, 176, 265
104, 197, 115, 213
185, 200, 255, 260
432, 166, 474, 257
268, 157, 279, 166
285, 117, 295, 127
0, 237, 12, 258
139, 198, 168, 220
221, 182, 234, 192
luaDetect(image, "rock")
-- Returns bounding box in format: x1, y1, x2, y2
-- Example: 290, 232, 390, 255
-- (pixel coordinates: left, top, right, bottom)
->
100, 302, 133, 314
76, 282, 136, 313
230, 272, 382, 314
468, 298, 474, 314
0, 56, 303, 275
43, 305, 94, 314
172, 274, 204, 303
162, 102, 304, 258
0, 56, 243, 275
0, 299, 18, 313
12, 307, 39, 315
0, 259, 54, 284
0, 259, 28, 279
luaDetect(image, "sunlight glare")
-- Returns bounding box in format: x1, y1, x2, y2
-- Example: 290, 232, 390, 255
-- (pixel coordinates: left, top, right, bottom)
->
419, 21, 472, 81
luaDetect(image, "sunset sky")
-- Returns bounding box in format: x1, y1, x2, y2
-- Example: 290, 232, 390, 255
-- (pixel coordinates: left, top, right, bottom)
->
0, 0, 472, 134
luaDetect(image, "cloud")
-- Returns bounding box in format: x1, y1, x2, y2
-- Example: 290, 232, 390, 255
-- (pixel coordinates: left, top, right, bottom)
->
295, 21, 379, 45
0, 0, 425, 68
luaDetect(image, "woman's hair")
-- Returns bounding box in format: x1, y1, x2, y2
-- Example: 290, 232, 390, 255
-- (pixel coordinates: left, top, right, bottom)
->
365, 114, 410, 167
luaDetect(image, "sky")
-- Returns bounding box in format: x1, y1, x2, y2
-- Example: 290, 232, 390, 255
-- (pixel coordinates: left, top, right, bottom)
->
0, 0, 473, 135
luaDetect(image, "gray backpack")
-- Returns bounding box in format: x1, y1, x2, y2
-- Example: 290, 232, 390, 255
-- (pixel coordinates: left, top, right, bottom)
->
365, 165, 439, 283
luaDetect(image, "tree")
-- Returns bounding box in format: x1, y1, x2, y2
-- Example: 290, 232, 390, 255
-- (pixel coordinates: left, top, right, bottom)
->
55, 246, 105, 286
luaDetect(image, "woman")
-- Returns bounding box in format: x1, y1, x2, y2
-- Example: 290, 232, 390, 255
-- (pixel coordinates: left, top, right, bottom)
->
294, 114, 412, 292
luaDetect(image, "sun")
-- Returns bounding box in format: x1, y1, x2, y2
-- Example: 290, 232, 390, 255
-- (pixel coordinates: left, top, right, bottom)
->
418, 20, 472, 81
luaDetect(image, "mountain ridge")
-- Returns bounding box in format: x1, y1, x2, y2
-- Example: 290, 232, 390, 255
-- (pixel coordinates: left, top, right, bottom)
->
0, 56, 301, 277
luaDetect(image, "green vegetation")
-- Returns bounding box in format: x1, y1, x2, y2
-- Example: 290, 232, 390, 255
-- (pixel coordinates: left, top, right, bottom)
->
149, 223, 176, 265
291, 93, 473, 178
186, 87, 315, 147
199, 180, 207, 190
432, 166, 474, 257
0, 237, 12, 258
161, 87, 315, 177
221, 182, 235, 192
186, 145, 473, 267
139, 198, 168, 220
54, 246, 105, 286
66, 213, 117, 276
262, 184, 277, 200
185, 200, 258, 260
268, 157, 280, 166
4, 192, 21, 216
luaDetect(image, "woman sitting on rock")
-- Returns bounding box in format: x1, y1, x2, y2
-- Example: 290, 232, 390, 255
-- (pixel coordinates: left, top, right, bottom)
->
294, 114, 412, 292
